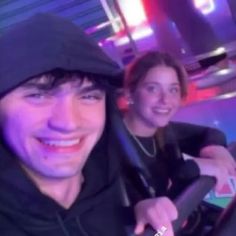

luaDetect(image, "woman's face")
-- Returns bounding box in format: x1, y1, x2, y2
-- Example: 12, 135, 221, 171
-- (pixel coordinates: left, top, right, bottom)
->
129, 65, 182, 129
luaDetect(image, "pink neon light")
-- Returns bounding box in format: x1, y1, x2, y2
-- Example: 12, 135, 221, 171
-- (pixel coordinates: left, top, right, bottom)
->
118, 0, 147, 27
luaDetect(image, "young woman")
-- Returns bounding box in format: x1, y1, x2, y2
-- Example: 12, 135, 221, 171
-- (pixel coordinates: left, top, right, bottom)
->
121, 51, 236, 236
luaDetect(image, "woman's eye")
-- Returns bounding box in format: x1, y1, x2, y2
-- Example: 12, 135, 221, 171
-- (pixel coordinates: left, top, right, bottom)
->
170, 87, 180, 94
146, 85, 159, 93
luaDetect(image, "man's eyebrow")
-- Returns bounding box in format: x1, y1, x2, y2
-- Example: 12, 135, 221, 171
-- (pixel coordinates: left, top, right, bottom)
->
20, 80, 105, 92
79, 84, 105, 93
20, 81, 50, 90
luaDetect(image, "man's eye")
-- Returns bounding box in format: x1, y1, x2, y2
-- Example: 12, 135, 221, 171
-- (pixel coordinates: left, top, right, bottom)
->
82, 91, 104, 100
26, 93, 45, 98
24, 91, 51, 103
82, 95, 97, 100
81, 95, 101, 100
80, 92, 104, 103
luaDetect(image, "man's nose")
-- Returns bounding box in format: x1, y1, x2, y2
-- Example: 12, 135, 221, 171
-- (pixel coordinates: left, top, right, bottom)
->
48, 98, 81, 133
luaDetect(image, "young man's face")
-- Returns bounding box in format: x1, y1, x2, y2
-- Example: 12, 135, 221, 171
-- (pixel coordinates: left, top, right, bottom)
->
0, 75, 106, 180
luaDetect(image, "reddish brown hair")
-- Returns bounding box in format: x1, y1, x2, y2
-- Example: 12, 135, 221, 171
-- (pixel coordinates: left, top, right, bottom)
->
124, 51, 188, 98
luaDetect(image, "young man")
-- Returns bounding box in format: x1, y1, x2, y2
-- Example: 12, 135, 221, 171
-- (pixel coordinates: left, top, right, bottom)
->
0, 13, 126, 235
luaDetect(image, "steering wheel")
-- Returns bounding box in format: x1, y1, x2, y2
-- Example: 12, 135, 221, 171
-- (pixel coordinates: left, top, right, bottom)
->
142, 176, 216, 236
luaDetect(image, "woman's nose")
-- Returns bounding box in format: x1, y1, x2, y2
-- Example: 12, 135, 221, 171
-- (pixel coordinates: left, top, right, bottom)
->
159, 90, 171, 104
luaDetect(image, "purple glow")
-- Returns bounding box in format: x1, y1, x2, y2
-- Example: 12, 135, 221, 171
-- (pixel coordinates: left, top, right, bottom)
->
173, 93, 236, 208
173, 94, 236, 143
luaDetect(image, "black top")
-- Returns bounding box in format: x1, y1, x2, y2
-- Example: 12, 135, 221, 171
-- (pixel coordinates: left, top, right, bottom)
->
170, 122, 226, 156
117, 121, 226, 205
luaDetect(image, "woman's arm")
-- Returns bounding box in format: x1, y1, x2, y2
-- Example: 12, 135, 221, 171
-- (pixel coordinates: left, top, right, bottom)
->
170, 121, 227, 156
170, 122, 236, 180
200, 145, 236, 175
192, 157, 229, 191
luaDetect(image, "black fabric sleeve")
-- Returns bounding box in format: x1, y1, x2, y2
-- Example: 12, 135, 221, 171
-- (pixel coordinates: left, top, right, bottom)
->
121, 168, 147, 206
167, 159, 201, 199
169, 121, 227, 157
161, 124, 201, 198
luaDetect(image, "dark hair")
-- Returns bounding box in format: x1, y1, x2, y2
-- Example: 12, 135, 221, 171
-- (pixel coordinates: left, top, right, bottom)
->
18, 68, 109, 92
124, 51, 188, 98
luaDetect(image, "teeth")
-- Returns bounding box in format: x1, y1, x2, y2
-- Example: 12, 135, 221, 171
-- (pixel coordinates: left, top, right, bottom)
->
41, 139, 80, 147
154, 108, 170, 114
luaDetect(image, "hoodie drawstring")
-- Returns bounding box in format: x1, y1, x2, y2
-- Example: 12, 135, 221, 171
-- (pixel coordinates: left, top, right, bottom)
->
56, 213, 90, 236
56, 213, 71, 236
76, 217, 90, 236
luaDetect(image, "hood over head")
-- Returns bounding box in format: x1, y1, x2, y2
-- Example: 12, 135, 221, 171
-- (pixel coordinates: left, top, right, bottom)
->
0, 13, 123, 96
0, 13, 126, 235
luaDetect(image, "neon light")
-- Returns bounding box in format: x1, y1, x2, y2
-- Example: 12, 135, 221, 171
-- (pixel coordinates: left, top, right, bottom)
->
100, 0, 120, 32
214, 47, 226, 54
115, 26, 153, 46
217, 69, 231, 76
85, 21, 113, 34
194, 0, 215, 15
118, 0, 147, 27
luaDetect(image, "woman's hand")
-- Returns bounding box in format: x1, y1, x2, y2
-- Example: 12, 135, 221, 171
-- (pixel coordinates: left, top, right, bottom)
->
200, 145, 236, 176
134, 197, 178, 236
193, 157, 229, 191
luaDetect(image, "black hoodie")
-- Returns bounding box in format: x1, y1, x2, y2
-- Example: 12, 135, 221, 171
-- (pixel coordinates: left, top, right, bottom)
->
0, 130, 126, 236
0, 13, 122, 95
0, 13, 126, 235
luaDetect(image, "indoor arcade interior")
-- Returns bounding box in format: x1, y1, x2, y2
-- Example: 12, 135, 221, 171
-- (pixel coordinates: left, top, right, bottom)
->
0, 0, 236, 235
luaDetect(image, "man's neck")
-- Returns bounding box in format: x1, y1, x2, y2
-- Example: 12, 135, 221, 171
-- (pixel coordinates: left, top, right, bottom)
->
39, 174, 84, 209
22, 165, 84, 209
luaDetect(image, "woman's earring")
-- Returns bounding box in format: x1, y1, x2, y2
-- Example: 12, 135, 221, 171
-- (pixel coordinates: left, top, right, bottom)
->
128, 98, 134, 105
